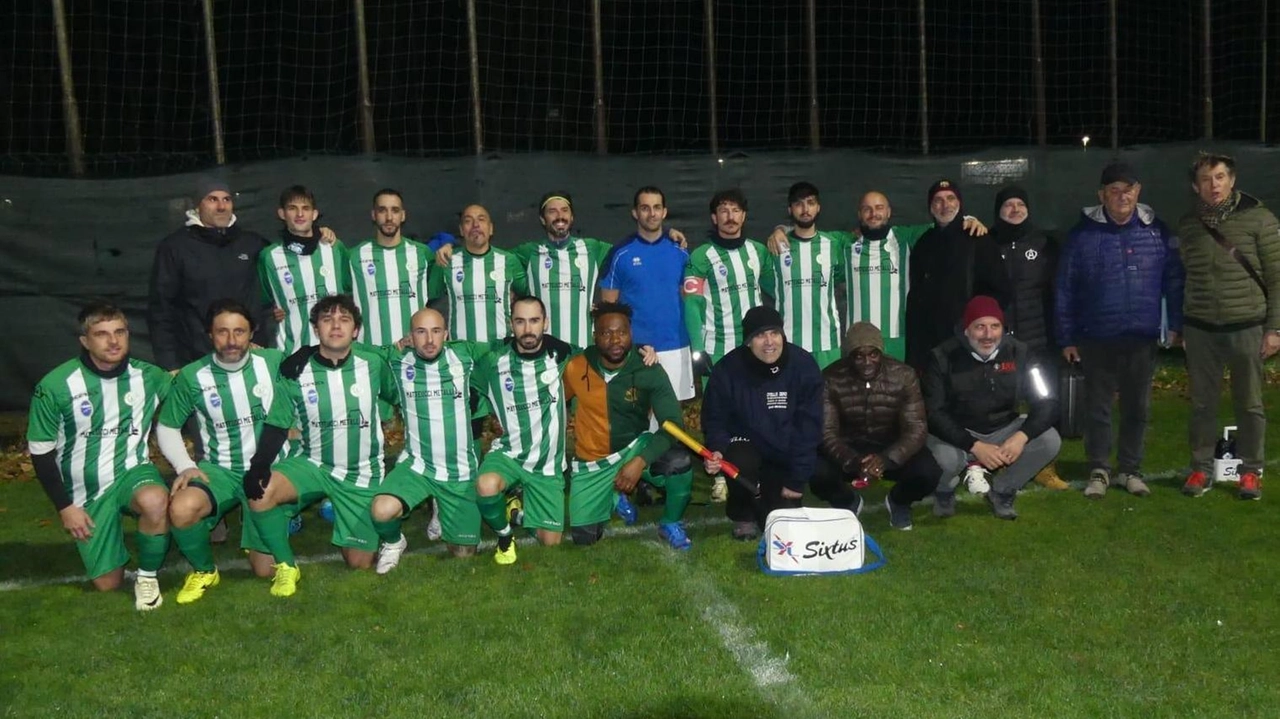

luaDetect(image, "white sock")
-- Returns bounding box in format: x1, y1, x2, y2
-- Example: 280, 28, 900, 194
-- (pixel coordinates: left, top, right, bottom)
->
137, 569, 157, 579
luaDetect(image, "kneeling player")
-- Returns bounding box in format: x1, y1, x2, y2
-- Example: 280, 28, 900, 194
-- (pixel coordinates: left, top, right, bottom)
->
243, 295, 399, 597
27, 302, 172, 609
156, 300, 289, 603
564, 303, 695, 548
473, 297, 575, 564
370, 308, 485, 572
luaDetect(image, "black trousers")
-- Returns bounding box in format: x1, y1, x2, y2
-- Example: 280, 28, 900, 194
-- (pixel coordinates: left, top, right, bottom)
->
723, 441, 803, 527
810, 450, 942, 509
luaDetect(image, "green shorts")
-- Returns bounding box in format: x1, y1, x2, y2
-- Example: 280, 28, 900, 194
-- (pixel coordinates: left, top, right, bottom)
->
187, 462, 272, 552
77, 464, 167, 580
269, 456, 378, 552
379, 465, 481, 546
569, 437, 649, 527
477, 451, 565, 532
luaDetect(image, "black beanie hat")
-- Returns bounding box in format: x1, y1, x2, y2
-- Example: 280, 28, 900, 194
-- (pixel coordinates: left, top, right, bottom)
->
994, 184, 1030, 218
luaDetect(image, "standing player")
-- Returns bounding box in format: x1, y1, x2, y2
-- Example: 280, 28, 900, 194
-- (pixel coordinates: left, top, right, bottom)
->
433, 204, 528, 343
27, 302, 171, 609
242, 295, 399, 597
369, 307, 488, 572
769, 182, 847, 369
349, 188, 437, 349
563, 303, 695, 549
473, 297, 576, 564
155, 299, 287, 603
600, 186, 696, 402
259, 185, 351, 354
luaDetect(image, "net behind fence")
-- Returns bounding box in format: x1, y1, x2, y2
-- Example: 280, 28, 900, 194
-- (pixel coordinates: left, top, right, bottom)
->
0, 0, 1275, 177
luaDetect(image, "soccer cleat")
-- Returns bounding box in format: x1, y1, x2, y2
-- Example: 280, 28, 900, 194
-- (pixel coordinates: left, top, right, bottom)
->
376, 534, 409, 575
885, 495, 914, 531
425, 504, 442, 541
288, 513, 304, 535
658, 521, 692, 551
1084, 469, 1110, 499
1033, 464, 1071, 491
933, 491, 956, 518
963, 464, 990, 495
615, 494, 638, 525
1181, 471, 1210, 498
1238, 472, 1262, 501
1119, 472, 1151, 497
269, 563, 301, 598
318, 499, 335, 523
134, 575, 163, 611
505, 494, 524, 528
493, 535, 517, 566
709, 477, 728, 503
176, 569, 221, 605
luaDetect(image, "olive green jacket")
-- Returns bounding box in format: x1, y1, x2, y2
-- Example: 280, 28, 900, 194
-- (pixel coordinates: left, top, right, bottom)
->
1176, 193, 1280, 331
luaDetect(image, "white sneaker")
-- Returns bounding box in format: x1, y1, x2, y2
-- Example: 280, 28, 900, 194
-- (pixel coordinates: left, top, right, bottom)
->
425, 504, 442, 541
963, 464, 990, 495
134, 575, 162, 611
710, 477, 728, 503
376, 534, 409, 575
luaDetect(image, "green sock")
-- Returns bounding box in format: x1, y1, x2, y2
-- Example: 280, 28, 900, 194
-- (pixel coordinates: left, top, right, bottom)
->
660, 470, 694, 525
251, 506, 296, 565
135, 531, 171, 573
372, 518, 403, 544
171, 522, 215, 572
477, 493, 509, 533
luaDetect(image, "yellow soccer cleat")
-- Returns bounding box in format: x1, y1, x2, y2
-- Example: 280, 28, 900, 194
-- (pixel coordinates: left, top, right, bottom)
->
269, 563, 301, 598
493, 538, 517, 566
505, 493, 524, 527
176, 569, 221, 605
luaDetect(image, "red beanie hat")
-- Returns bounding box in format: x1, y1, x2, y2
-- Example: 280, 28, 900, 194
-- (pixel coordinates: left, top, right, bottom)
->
962, 296, 1004, 328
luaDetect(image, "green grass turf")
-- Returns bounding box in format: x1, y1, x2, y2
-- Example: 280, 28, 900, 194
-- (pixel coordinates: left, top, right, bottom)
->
0, 382, 1278, 718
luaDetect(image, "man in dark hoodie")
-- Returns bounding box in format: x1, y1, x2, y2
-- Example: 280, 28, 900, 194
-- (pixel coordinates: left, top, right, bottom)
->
701, 306, 825, 539
989, 185, 1069, 491
905, 180, 1011, 373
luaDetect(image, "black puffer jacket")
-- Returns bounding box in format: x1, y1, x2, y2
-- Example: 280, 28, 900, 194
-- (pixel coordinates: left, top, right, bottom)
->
992, 223, 1059, 352
821, 354, 927, 473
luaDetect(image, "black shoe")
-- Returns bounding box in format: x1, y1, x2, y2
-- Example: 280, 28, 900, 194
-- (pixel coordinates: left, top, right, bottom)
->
731, 521, 760, 541
571, 523, 605, 546
633, 481, 656, 507
933, 491, 956, 518
884, 495, 914, 530
987, 491, 1018, 520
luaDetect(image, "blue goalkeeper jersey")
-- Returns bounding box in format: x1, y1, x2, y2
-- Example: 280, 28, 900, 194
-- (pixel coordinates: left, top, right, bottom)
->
600, 234, 690, 351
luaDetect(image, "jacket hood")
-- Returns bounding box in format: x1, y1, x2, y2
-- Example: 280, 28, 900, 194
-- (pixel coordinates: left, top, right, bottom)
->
185, 208, 239, 229
1081, 203, 1155, 226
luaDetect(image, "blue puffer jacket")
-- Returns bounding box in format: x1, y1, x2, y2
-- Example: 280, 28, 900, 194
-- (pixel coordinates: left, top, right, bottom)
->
1055, 204, 1185, 346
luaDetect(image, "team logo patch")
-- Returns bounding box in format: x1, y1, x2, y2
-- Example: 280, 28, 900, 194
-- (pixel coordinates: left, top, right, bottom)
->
404, 365, 416, 381
350, 384, 363, 397
782, 253, 792, 267
319, 266, 332, 278
503, 376, 515, 392
208, 393, 222, 409
454, 270, 465, 284
815, 254, 826, 266
717, 264, 728, 277
539, 369, 558, 384
624, 387, 639, 403
283, 270, 294, 286
574, 257, 587, 269
78, 399, 92, 417
996, 361, 1018, 374
365, 261, 377, 276
631, 256, 642, 266
123, 392, 138, 407
853, 241, 864, 255
306, 388, 319, 405
1025, 249, 1038, 261
489, 270, 501, 281
544, 257, 554, 270
253, 384, 268, 398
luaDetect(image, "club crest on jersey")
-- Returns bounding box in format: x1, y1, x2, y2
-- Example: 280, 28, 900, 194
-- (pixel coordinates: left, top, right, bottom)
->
253, 384, 268, 398
78, 399, 93, 417
539, 369, 559, 384
123, 392, 139, 407
782, 252, 792, 267
319, 266, 332, 278
503, 375, 515, 392
208, 393, 222, 409
631, 256, 642, 266
489, 270, 501, 281
404, 365, 416, 381
853, 241, 864, 255
454, 270, 465, 284
717, 263, 728, 277
306, 388, 319, 405
624, 387, 639, 403
574, 257, 587, 269
349, 384, 363, 397
1025, 249, 1038, 261
544, 256, 554, 269
283, 270, 294, 286
365, 262, 377, 276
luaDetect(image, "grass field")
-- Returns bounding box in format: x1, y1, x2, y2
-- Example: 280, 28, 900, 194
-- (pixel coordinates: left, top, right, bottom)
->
1, 369, 1278, 718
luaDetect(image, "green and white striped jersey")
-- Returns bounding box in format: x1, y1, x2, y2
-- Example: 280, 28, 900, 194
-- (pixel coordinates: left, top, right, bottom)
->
433, 247, 527, 343
348, 238, 437, 347
770, 231, 846, 355
158, 349, 285, 475
682, 239, 775, 361
27, 357, 171, 506
387, 341, 491, 482
265, 346, 398, 489
843, 226, 928, 340
258, 239, 351, 354
512, 236, 612, 350
473, 339, 574, 477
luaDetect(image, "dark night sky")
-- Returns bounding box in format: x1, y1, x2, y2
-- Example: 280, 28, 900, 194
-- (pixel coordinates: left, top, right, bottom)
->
0, 0, 1272, 177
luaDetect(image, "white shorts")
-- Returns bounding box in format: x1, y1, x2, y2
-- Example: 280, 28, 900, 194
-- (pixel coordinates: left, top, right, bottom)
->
656, 346, 695, 402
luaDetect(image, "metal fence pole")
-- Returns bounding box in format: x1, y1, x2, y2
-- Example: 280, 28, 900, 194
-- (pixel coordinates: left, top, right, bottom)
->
917, 0, 929, 155
704, 0, 719, 155
1203, 0, 1213, 139
1108, 0, 1119, 150
466, 0, 484, 154
806, 0, 820, 149
591, 0, 607, 154
1031, 0, 1047, 146
1263, 0, 1269, 142
50, 0, 85, 176
199, 0, 227, 165
353, 0, 376, 154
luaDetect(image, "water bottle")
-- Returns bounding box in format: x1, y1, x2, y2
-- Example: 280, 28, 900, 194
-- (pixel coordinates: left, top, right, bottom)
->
1213, 426, 1241, 484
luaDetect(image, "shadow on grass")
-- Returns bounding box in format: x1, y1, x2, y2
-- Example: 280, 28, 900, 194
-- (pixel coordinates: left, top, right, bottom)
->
616, 696, 785, 719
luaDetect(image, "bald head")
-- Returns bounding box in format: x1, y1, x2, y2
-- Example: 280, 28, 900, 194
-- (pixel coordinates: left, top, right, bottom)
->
859, 191, 892, 231
459, 203, 493, 252
410, 307, 449, 360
